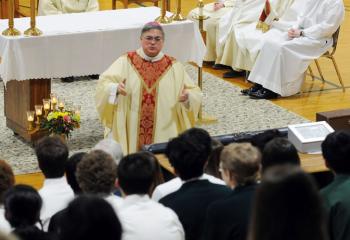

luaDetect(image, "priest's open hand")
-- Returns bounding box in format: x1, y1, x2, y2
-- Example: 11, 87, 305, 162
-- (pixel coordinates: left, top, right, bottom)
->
179, 88, 189, 102
118, 79, 127, 96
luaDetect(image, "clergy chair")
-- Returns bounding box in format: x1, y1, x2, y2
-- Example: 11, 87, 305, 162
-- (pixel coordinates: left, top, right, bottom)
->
307, 28, 345, 92
112, 0, 159, 9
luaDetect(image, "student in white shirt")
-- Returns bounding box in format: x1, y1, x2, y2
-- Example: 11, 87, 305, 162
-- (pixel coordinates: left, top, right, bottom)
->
117, 152, 185, 240
76, 150, 123, 212
35, 136, 74, 231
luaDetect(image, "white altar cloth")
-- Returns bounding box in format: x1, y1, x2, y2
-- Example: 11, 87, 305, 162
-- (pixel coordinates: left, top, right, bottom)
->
0, 7, 206, 84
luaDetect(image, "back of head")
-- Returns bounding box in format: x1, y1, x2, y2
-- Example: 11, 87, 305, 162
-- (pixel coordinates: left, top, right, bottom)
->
249, 165, 327, 240
59, 195, 122, 240
35, 136, 68, 178
205, 139, 224, 179
0, 160, 14, 204
76, 150, 117, 195
118, 151, 159, 195
4, 185, 42, 229
65, 152, 87, 195
93, 139, 123, 164
166, 128, 212, 180
220, 143, 261, 186
322, 130, 350, 174
262, 137, 300, 172
251, 129, 283, 153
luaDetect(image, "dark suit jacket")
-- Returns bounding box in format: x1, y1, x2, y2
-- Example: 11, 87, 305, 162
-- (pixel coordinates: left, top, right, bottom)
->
202, 184, 257, 240
159, 179, 231, 240
321, 174, 350, 240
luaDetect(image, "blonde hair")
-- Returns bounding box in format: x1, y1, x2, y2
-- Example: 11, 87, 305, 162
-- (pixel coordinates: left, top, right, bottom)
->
220, 143, 261, 185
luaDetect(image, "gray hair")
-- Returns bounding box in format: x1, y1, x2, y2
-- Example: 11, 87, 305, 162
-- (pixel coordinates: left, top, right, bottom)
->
141, 21, 165, 39
92, 138, 123, 164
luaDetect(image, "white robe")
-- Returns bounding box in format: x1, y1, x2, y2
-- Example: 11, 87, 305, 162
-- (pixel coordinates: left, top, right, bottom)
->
188, 0, 237, 61
216, 0, 294, 69
38, 0, 99, 16
248, 0, 344, 96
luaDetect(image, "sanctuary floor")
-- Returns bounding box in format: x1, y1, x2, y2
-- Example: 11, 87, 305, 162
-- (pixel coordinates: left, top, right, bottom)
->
14, 0, 350, 188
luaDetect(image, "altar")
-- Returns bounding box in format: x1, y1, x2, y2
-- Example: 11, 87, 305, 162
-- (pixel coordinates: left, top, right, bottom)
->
0, 7, 206, 141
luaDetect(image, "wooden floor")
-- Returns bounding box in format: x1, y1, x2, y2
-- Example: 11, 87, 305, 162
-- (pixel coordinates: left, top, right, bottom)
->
14, 0, 350, 188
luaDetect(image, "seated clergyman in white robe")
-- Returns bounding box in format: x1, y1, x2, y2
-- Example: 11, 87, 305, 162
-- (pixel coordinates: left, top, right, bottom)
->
225, 0, 302, 73
188, 0, 237, 62
38, 0, 99, 16
95, 22, 202, 154
245, 0, 344, 99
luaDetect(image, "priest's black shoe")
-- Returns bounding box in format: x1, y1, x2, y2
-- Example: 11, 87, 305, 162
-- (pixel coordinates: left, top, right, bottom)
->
223, 70, 246, 78
212, 64, 231, 70
248, 88, 278, 99
241, 84, 262, 95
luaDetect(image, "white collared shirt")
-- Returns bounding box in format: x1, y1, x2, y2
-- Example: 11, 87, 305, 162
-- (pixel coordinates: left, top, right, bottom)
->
119, 194, 184, 240
0, 205, 11, 233
152, 174, 225, 202
104, 194, 124, 213
39, 177, 74, 230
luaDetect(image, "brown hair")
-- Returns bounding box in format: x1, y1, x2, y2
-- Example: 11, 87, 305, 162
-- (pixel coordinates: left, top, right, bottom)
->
0, 160, 14, 203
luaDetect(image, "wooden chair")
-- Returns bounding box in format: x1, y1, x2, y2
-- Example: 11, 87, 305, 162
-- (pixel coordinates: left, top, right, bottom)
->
307, 28, 345, 92
112, 0, 159, 9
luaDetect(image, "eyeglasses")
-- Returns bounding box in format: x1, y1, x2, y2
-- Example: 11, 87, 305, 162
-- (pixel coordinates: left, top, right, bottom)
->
144, 36, 163, 42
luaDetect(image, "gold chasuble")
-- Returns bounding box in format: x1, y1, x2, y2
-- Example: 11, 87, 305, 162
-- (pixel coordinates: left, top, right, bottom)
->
96, 49, 202, 154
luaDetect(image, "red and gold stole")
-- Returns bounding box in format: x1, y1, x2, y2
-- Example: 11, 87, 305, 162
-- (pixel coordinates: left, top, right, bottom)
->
256, 0, 271, 29
127, 51, 174, 149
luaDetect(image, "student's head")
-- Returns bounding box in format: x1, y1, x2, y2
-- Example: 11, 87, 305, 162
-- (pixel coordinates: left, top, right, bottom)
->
118, 151, 161, 195
322, 130, 350, 174
251, 129, 283, 153
140, 22, 165, 57
65, 152, 87, 195
93, 139, 124, 164
205, 139, 224, 179
248, 165, 327, 240
35, 136, 69, 178
59, 195, 122, 240
166, 128, 212, 180
220, 143, 261, 188
0, 160, 15, 204
262, 137, 300, 172
76, 150, 117, 196
4, 185, 42, 228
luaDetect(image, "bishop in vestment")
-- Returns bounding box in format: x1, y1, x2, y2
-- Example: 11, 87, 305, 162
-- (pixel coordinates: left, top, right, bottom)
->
95, 22, 202, 154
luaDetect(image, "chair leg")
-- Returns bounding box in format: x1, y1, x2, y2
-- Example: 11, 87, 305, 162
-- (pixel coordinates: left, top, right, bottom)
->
308, 66, 315, 81
330, 56, 345, 92
314, 59, 325, 83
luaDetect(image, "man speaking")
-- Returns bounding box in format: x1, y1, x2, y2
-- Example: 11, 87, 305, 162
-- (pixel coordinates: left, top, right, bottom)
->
95, 22, 202, 154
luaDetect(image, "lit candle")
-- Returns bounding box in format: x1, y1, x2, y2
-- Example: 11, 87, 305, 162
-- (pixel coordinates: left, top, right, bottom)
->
35, 105, 43, 116
59, 102, 64, 108
26, 110, 35, 131
28, 115, 34, 122
51, 97, 57, 104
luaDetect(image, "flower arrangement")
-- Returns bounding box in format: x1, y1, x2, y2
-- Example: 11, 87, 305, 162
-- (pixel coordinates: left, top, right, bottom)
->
41, 111, 80, 138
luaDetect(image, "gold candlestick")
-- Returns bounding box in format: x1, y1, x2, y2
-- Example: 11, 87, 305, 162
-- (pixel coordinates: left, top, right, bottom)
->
24, 0, 42, 36
155, 0, 172, 24
193, 2, 217, 124
171, 0, 186, 21
2, 0, 21, 36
